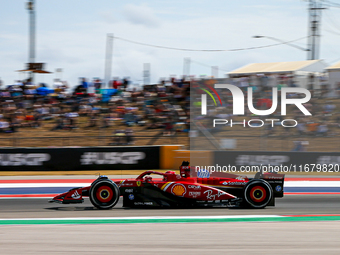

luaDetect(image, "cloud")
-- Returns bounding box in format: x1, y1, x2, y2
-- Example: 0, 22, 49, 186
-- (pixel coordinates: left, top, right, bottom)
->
0, 10, 309, 87
99, 10, 118, 24
1, 0, 337, 87
123, 4, 160, 28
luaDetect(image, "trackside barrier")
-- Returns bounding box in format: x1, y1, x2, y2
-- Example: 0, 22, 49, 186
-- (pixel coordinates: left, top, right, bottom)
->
0, 146, 161, 171
0, 145, 187, 172
159, 145, 184, 169
213, 151, 340, 171
176, 150, 340, 175
1, 147, 337, 172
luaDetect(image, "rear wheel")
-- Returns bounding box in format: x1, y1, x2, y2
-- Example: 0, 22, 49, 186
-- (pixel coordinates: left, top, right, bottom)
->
243, 180, 273, 209
89, 179, 120, 209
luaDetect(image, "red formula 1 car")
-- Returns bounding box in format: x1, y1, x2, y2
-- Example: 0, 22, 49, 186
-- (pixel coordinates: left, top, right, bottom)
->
50, 162, 285, 209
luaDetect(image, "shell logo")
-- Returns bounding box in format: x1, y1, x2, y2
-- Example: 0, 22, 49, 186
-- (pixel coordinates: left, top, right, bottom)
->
171, 184, 186, 197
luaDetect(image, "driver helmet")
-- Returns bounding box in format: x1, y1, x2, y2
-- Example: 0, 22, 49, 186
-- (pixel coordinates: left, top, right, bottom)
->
144, 176, 152, 182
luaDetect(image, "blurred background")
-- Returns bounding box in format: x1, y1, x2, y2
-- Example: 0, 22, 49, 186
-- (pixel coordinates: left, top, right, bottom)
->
2, 1, 340, 152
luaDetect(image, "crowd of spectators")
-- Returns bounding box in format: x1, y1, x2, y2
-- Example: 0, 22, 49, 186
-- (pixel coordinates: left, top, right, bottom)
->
0, 76, 191, 145
1, 72, 339, 149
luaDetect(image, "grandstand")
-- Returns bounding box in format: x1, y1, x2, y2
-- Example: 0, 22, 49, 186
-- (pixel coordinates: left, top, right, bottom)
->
1, 76, 339, 152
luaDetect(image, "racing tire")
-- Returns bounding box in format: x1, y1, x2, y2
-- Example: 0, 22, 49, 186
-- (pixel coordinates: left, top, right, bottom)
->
243, 179, 273, 209
89, 179, 120, 210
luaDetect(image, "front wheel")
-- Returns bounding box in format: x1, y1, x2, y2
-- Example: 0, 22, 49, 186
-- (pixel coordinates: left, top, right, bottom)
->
243, 180, 273, 209
89, 179, 120, 209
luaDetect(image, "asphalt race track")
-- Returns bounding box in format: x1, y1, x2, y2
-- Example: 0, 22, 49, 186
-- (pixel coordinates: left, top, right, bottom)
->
1, 196, 340, 255
0, 194, 339, 218
1, 177, 340, 254
1, 222, 340, 255
1, 195, 340, 254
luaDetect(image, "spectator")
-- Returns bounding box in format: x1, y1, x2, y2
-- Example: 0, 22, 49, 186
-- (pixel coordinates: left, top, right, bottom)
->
51, 115, 65, 131
163, 117, 174, 136
296, 122, 306, 136
111, 78, 121, 90
0, 119, 9, 132
123, 110, 137, 126
87, 111, 99, 127
33, 111, 42, 128
101, 114, 111, 128
323, 102, 335, 114
110, 130, 126, 145
81, 78, 88, 89
8, 113, 19, 133
93, 78, 102, 93
53, 79, 63, 90
317, 123, 328, 136
291, 141, 308, 151
65, 112, 79, 129
125, 129, 134, 145
306, 122, 318, 136
122, 78, 129, 91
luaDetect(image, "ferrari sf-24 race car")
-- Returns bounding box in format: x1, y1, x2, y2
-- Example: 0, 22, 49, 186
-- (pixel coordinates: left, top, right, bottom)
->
50, 162, 285, 209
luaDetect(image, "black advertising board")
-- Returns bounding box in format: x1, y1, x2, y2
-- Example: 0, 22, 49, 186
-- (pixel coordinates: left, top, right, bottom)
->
214, 151, 340, 172
0, 146, 160, 171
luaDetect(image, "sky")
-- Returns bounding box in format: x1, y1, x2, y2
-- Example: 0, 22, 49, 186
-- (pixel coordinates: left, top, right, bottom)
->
1, 0, 340, 88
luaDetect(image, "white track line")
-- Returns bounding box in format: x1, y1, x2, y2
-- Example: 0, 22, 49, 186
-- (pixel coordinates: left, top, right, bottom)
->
0, 215, 284, 221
